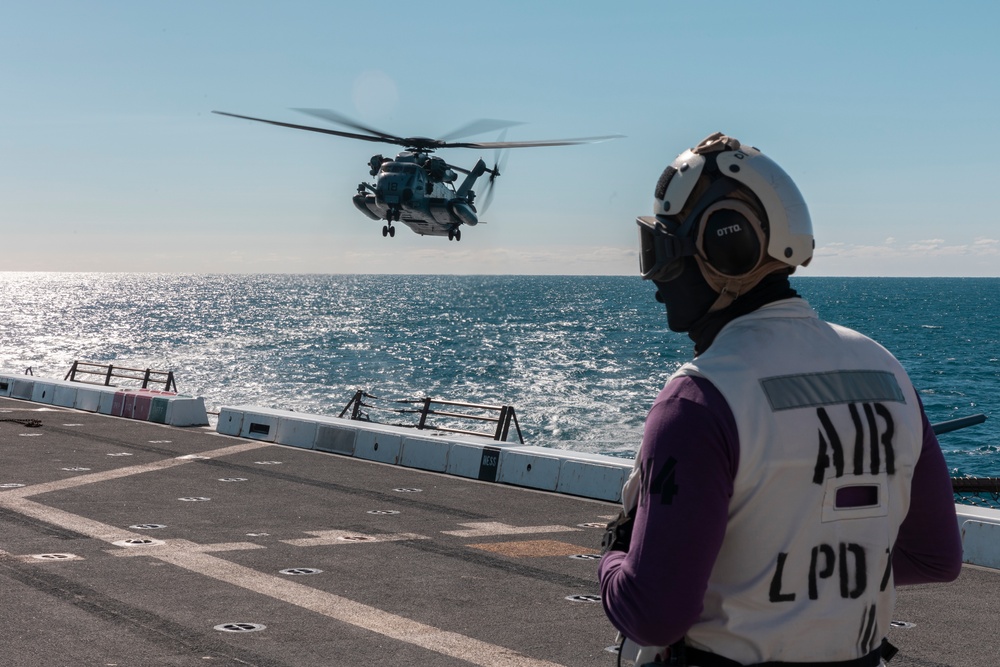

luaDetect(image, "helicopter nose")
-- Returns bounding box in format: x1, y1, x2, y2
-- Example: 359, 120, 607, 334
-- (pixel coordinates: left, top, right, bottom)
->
375, 182, 399, 204
376, 179, 401, 204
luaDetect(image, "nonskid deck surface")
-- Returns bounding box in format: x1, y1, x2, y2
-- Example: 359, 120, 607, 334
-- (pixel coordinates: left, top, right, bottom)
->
0, 397, 995, 667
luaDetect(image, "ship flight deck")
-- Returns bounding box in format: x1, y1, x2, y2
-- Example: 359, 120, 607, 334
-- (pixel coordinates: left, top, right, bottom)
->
0, 397, 996, 667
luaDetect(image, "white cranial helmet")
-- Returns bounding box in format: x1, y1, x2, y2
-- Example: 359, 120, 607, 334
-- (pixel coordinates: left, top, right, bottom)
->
637, 133, 814, 311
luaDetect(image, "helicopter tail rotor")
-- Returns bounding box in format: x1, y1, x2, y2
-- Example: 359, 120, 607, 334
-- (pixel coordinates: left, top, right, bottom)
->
479, 160, 501, 214
479, 134, 509, 214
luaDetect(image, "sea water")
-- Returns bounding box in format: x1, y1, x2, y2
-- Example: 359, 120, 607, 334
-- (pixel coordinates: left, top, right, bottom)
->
1, 274, 997, 476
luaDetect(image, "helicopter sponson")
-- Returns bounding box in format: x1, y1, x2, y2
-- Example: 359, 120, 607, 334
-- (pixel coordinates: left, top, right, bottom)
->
352, 191, 480, 232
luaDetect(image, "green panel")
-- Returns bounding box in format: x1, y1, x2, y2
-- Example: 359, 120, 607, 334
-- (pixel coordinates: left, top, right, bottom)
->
149, 397, 169, 424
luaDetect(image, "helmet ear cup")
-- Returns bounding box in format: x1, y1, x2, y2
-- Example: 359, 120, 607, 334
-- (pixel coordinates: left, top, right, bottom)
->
698, 200, 765, 277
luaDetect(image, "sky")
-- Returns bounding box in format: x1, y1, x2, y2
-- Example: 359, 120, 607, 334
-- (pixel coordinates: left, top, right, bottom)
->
2, 1, 998, 276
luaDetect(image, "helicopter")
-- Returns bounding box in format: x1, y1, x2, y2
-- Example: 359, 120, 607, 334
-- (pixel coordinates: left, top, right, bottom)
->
213, 108, 622, 241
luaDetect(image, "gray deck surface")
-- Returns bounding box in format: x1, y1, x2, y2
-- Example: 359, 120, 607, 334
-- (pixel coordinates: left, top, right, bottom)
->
1, 397, 996, 667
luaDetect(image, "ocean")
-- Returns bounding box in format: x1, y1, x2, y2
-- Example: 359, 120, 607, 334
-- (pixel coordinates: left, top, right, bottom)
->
1, 274, 997, 477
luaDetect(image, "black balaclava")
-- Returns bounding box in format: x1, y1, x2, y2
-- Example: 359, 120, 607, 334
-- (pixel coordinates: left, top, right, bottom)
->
653, 256, 718, 333
655, 261, 799, 356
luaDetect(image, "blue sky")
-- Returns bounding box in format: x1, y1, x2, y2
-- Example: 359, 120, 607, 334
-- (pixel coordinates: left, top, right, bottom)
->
2, 1, 998, 276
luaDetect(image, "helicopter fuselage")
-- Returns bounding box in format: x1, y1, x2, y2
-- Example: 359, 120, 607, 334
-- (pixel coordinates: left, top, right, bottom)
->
352, 151, 486, 240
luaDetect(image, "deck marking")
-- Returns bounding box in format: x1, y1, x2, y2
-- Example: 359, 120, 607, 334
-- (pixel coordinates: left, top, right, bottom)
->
24, 553, 83, 562
0, 497, 568, 667
0, 496, 161, 543
109, 538, 266, 556
467, 540, 593, 558
0, 442, 570, 666
0, 441, 270, 499
441, 521, 581, 538
146, 548, 568, 667
281, 529, 428, 547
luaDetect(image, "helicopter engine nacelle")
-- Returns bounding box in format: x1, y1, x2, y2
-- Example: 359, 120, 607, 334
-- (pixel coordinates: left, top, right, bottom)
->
368, 155, 386, 177
448, 200, 479, 227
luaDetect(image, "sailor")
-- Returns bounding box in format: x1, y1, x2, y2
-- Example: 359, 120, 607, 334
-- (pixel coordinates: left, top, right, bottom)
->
599, 133, 963, 666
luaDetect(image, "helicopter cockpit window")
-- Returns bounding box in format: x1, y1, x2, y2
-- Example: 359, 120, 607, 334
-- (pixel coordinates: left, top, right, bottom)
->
379, 163, 420, 179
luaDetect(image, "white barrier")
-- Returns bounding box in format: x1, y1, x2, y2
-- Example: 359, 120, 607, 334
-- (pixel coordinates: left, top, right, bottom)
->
30, 380, 58, 405
10, 378, 34, 400
497, 446, 563, 492
276, 416, 318, 450
400, 435, 450, 473
151, 395, 208, 427
957, 505, 1000, 569
0, 372, 208, 427
962, 521, 1000, 570
213, 405, 631, 502
97, 389, 117, 416
555, 452, 629, 499
355, 427, 402, 465
232, 406, 284, 442
314, 421, 358, 455
74, 385, 103, 413
53, 384, 79, 409
216, 406, 244, 436
447, 442, 502, 481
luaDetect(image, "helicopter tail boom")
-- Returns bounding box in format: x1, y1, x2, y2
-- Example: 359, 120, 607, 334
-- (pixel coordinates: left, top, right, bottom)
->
455, 159, 490, 200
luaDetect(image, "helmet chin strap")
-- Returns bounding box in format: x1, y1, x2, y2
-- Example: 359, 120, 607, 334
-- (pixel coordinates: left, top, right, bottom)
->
698, 257, 790, 313
706, 282, 739, 313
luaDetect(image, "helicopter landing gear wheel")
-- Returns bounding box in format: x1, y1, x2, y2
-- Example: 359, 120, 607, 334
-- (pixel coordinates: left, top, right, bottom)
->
382, 225, 388, 237
454, 229, 461, 242
447, 229, 454, 241
389, 226, 395, 237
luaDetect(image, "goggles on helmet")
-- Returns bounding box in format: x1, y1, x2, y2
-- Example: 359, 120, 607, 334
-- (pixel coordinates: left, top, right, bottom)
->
636, 215, 697, 282
636, 176, 743, 282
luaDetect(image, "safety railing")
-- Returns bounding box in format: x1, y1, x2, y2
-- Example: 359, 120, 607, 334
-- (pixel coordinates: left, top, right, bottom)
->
952, 476, 1000, 509
64, 361, 178, 393
340, 390, 524, 443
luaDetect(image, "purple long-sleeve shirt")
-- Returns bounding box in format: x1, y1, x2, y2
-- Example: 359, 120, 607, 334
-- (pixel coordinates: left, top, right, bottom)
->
598, 374, 963, 648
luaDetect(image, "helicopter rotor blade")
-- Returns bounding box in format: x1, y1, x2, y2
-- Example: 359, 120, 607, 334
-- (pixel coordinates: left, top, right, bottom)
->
216, 109, 623, 153
445, 135, 625, 150
212, 110, 397, 145
436, 119, 525, 143
292, 108, 401, 143
294, 110, 527, 151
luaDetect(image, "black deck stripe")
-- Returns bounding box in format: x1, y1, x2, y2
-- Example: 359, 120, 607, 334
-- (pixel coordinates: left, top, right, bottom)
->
0, 507, 90, 540
0, 554, 294, 667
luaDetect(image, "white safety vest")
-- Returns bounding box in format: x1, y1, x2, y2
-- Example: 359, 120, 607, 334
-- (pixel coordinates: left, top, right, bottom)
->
626, 298, 923, 664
